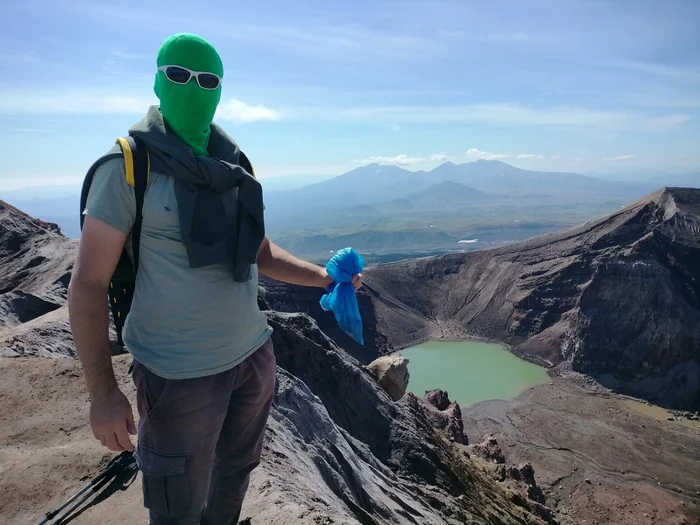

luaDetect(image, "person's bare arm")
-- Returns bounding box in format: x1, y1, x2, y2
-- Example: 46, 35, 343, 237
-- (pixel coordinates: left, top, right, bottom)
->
68, 215, 135, 451
256, 237, 362, 289
256, 237, 332, 288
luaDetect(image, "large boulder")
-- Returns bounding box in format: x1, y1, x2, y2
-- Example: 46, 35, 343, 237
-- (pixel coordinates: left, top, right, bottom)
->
366, 354, 409, 401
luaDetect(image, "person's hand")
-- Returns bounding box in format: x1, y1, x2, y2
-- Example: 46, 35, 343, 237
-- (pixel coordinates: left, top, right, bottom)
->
352, 273, 363, 291
89, 387, 137, 452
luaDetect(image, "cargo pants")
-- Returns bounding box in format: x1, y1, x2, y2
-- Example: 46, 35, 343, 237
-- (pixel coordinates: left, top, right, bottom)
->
131, 337, 276, 525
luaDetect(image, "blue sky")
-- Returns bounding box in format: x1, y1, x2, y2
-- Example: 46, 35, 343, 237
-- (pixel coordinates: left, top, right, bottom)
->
1, 0, 699, 190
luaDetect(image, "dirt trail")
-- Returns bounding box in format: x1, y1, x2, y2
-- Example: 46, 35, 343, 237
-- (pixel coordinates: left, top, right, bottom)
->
0, 355, 326, 525
0, 355, 146, 524
0, 356, 274, 525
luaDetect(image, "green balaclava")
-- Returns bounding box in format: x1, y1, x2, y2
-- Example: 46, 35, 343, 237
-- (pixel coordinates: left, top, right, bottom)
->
154, 33, 224, 156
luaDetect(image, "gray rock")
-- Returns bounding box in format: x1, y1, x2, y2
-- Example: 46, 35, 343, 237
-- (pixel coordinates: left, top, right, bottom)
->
366, 354, 409, 401
422, 389, 468, 445
263, 311, 552, 523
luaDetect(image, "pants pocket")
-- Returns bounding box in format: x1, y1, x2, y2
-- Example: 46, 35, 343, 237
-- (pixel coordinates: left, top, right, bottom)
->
132, 360, 173, 419
136, 444, 191, 518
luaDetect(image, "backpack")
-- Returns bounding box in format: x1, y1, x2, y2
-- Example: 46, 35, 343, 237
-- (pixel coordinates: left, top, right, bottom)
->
79, 136, 150, 347
78, 136, 257, 348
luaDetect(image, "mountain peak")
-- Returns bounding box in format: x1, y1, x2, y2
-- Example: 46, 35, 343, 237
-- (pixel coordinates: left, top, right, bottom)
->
519, 186, 700, 252
646, 186, 700, 210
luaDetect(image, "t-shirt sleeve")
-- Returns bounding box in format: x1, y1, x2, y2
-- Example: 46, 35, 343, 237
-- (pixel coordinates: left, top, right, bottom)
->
83, 156, 136, 234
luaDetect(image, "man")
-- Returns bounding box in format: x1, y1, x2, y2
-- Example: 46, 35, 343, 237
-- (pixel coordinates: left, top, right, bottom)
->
67, 33, 361, 525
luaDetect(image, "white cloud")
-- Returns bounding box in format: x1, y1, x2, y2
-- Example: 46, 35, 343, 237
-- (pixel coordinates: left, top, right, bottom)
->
465, 149, 550, 161
291, 103, 690, 133
0, 51, 41, 64
362, 154, 425, 166
0, 91, 154, 115
385, 124, 403, 131
603, 155, 636, 161
356, 153, 449, 166
466, 148, 510, 160
0, 89, 282, 124
644, 115, 691, 130
110, 49, 149, 61
429, 153, 449, 162
357, 150, 554, 166
0, 86, 691, 135
516, 153, 544, 160
442, 29, 559, 45
612, 60, 700, 84
216, 99, 282, 123
70, 2, 443, 61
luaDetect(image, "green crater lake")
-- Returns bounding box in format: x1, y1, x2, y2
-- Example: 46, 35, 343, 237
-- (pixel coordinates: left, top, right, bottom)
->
399, 340, 550, 406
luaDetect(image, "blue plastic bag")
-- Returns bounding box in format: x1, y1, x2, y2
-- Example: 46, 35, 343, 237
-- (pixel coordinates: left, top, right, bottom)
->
320, 247, 365, 345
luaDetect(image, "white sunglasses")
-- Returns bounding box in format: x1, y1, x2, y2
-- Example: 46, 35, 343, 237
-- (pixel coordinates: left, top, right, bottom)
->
157, 65, 222, 90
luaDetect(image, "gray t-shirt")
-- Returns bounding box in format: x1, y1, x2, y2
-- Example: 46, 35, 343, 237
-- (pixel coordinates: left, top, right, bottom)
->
84, 155, 272, 380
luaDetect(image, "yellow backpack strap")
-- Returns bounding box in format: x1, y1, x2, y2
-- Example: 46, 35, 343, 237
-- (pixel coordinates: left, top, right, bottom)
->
114, 136, 149, 273
116, 136, 150, 187
116, 137, 136, 187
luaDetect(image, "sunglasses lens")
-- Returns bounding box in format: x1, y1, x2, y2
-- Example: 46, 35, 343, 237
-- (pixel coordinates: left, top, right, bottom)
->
197, 73, 220, 90
164, 66, 191, 84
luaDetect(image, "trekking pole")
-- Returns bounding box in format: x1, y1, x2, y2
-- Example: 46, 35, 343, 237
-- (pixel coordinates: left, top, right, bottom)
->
37, 451, 135, 525
50, 465, 120, 525
37, 481, 93, 525
37, 467, 113, 525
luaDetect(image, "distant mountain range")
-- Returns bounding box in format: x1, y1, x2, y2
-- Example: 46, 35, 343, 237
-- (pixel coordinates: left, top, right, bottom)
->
263, 160, 688, 214
2, 160, 698, 260
0, 184, 82, 200
261, 160, 694, 256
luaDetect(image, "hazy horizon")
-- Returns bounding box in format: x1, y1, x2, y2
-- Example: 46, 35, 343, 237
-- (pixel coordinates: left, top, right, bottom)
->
1, 158, 698, 194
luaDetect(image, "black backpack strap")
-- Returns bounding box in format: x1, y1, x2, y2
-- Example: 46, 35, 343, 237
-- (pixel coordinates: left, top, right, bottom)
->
79, 136, 149, 350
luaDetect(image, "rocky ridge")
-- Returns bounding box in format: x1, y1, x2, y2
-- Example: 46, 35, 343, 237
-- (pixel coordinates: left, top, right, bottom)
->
0, 200, 77, 357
